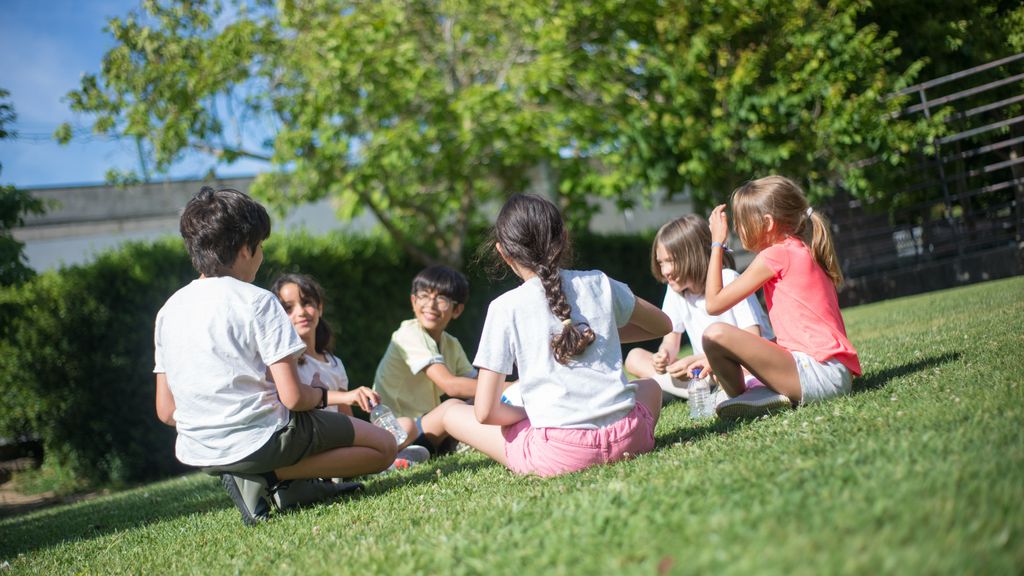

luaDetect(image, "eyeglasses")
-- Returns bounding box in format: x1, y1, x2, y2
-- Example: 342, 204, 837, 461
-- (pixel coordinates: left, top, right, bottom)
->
413, 292, 456, 311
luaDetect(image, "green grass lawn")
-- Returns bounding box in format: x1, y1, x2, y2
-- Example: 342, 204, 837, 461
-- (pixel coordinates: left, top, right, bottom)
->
2, 277, 1022, 575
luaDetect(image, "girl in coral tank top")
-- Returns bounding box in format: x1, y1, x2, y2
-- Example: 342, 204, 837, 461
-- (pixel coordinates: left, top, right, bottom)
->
703, 175, 861, 420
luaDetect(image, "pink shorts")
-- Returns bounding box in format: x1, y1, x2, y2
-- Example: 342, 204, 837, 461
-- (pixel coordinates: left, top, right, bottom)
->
501, 402, 656, 478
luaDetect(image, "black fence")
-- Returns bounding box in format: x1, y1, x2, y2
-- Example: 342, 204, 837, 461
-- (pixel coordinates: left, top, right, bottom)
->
829, 53, 1024, 306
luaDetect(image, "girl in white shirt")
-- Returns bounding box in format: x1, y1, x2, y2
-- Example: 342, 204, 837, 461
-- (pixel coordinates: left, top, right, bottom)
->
443, 194, 671, 477
272, 273, 431, 472
271, 273, 377, 416
625, 215, 774, 399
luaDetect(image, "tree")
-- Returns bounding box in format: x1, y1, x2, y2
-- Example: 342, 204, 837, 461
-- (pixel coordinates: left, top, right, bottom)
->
549, 0, 950, 212
0, 88, 45, 287
859, 0, 1024, 80
60, 0, 939, 266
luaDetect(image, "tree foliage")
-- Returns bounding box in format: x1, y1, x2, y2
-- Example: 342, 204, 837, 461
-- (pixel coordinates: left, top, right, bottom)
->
60, 0, 957, 266
0, 88, 46, 287
860, 0, 1024, 80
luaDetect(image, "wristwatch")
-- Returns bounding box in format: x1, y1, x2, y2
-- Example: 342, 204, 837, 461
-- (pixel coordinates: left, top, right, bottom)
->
314, 386, 328, 409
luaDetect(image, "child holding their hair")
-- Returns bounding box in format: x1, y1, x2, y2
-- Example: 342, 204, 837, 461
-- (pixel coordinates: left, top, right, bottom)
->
703, 176, 862, 419
624, 214, 773, 400
443, 194, 671, 477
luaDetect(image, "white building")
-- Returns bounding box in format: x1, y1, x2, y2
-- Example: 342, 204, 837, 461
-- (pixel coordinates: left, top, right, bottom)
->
14, 173, 702, 272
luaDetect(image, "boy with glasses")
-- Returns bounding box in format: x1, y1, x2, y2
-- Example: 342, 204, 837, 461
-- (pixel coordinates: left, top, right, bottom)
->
373, 265, 478, 456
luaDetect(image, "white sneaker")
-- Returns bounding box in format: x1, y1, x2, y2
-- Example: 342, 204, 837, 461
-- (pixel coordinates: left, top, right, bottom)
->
715, 386, 792, 420
652, 373, 689, 400
397, 445, 430, 464
714, 388, 729, 409
376, 445, 432, 475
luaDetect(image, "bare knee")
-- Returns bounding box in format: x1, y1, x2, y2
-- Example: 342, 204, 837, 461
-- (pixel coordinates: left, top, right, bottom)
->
702, 322, 734, 352
425, 397, 466, 424
442, 402, 473, 431
625, 347, 644, 367
634, 378, 662, 420
366, 425, 398, 463
624, 347, 649, 375
440, 404, 460, 429
421, 398, 465, 435
438, 398, 466, 413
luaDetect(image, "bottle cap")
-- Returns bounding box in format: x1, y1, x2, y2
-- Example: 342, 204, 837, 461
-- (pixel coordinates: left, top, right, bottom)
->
691, 368, 702, 378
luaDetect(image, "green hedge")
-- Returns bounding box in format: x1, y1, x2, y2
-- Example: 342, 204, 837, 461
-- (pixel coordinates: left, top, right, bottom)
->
0, 230, 660, 485
0, 240, 196, 484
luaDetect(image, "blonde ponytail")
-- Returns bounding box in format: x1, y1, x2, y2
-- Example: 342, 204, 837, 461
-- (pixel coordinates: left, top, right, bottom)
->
734, 176, 844, 287
806, 212, 843, 287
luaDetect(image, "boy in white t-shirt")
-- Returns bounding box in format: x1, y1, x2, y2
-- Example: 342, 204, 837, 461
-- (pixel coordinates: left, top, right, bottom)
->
154, 187, 397, 525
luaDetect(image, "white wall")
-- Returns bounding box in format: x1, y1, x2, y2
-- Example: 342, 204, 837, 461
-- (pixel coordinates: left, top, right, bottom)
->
14, 174, 725, 272
14, 176, 377, 271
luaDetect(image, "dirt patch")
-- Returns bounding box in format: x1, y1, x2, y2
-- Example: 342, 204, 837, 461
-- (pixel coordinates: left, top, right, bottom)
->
0, 485, 105, 518
0, 457, 105, 518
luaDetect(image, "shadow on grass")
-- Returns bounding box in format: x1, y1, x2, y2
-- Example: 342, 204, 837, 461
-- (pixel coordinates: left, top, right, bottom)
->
352, 454, 495, 494
0, 456, 494, 559
0, 473, 228, 558
4, 354, 963, 558
652, 398, 744, 447
654, 416, 743, 448
852, 351, 962, 394
652, 351, 963, 447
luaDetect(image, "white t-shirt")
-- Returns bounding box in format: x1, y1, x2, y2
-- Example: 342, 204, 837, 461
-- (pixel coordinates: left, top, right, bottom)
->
662, 268, 774, 355
474, 269, 637, 429
153, 277, 306, 466
296, 352, 349, 414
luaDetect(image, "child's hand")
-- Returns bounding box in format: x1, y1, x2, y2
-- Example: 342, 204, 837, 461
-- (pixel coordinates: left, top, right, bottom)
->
340, 387, 380, 413
652, 350, 669, 374
672, 354, 711, 379
709, 204, 729, 245
688, 356, 712, 379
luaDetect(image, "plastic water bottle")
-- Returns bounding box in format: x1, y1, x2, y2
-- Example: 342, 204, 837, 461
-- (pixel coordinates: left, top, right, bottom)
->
370, 403, 408, 444
688, 369, 713, 419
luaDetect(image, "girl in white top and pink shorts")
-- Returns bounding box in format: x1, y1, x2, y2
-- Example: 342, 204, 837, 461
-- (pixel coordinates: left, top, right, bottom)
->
442, 194, 672, 477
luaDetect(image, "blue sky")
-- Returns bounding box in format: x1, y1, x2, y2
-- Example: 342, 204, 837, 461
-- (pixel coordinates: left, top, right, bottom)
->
0, 0, 261, 189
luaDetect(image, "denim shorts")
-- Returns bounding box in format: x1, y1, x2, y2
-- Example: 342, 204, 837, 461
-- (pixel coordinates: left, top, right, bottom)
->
202, 409, 355, 476
501, 403, 656, 478
792, 351, 853, 405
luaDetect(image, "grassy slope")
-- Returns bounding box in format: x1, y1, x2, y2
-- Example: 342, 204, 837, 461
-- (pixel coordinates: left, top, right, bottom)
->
2, 277, 1022, 575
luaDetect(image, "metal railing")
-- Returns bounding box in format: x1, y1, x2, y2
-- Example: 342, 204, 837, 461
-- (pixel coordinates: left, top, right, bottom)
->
828, 53, 1024, 281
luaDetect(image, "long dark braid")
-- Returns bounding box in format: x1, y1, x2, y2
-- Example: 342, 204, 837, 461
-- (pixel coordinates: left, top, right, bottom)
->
494, 194, 595, 364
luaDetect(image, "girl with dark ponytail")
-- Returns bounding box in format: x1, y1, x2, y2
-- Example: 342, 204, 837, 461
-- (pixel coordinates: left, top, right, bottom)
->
443, 194, 672, 477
